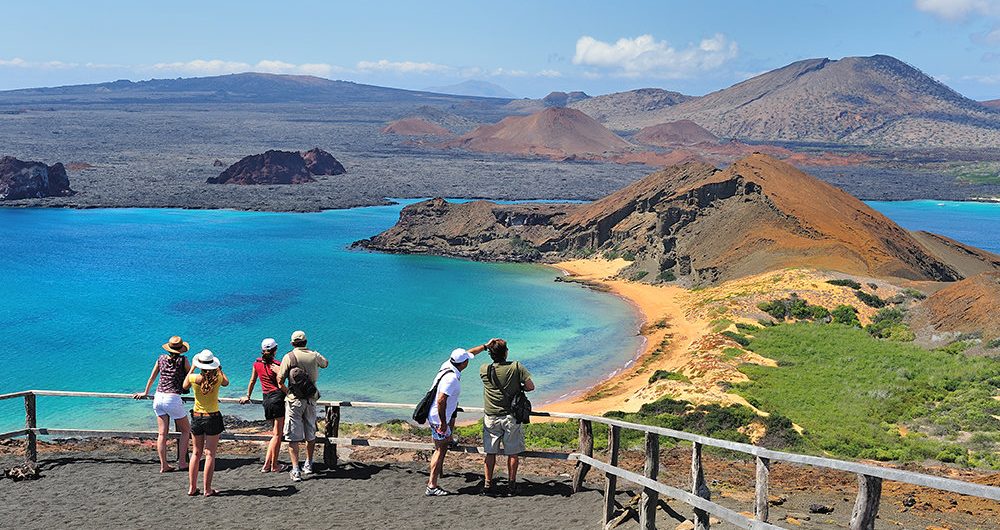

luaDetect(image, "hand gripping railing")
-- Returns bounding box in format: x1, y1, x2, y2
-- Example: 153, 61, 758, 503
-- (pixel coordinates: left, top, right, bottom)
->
2, 389, 998, 530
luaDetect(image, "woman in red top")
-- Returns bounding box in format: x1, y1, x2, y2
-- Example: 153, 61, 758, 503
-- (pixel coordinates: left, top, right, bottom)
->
239, 337, 288, 472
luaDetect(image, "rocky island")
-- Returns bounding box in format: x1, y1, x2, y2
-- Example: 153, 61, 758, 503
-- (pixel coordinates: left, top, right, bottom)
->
0, 156, 73, 200
208, 148, 345, 185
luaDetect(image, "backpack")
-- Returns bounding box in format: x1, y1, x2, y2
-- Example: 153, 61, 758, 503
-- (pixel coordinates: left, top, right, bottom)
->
287, 351, 318, 400
413, 368, 451, 425
488, 362, 532, 424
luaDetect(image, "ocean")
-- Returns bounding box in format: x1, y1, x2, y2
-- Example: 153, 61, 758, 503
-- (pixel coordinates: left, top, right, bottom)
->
0, 199, 997, 433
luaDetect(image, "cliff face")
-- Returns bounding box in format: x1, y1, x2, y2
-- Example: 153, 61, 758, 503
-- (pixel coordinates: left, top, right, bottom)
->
357, 154, 997, 286
0, 156, 73, 200
913, 272, 1000, 340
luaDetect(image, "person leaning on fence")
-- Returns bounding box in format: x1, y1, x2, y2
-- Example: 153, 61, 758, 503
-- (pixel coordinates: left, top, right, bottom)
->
132, 335, 193, 473
276, 330, 328, 483
239, 337, 289, 473
479, 338, 534, 497
183, 349, 229, 497
424, 344, 487, 497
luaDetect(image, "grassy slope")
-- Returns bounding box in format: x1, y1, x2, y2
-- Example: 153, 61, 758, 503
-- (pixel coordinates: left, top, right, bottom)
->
735, 323, 1000, 467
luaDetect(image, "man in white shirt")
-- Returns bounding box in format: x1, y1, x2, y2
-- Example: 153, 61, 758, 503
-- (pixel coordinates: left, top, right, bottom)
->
425, 343, 488, 496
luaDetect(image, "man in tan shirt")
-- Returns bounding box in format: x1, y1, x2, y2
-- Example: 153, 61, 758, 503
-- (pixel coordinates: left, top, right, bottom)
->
276, 330, 329, 482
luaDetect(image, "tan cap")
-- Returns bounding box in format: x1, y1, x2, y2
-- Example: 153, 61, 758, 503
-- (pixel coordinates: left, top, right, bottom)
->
291, 330, 307, 343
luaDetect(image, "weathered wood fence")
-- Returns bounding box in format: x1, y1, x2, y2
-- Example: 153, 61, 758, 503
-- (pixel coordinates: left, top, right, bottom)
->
2, 389, 999, 530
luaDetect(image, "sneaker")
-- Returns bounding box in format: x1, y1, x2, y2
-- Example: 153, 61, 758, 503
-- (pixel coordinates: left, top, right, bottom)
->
290, 468, 302, 482
302, 461, 314, 475
425, 486, 450, 496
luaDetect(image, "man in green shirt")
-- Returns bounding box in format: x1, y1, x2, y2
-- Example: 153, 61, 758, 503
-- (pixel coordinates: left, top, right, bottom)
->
479, 338, 534, 496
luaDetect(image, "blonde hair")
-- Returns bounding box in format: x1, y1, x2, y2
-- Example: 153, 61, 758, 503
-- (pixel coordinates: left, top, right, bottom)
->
200, 369, 219, 394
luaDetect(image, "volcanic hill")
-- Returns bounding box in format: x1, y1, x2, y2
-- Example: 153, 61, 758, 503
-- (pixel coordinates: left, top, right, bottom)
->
208, 148, 345, 185
912, 272, 1000, 340
633, 120, 720, 147
580, 55, 1000, 148
444, 107, 631, 158
357, 154, 999, 286
381, 117, 452, 137
569, 88, 693, 128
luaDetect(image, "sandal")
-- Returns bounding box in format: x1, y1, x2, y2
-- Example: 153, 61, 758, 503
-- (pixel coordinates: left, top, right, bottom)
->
272, 464, 291, 473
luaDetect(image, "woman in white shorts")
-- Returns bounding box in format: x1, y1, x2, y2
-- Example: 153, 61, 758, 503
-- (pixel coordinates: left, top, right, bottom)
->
133, 335, 193, 472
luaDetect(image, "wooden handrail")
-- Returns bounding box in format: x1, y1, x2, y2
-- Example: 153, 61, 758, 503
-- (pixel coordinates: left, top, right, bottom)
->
4, 388, 1000, 530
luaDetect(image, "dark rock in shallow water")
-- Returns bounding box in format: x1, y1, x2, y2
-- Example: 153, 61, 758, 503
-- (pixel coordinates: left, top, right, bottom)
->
212, 159, 225, 167
208, 150, 315, 185
0, 156, 73, 200
301, 147, 346, 176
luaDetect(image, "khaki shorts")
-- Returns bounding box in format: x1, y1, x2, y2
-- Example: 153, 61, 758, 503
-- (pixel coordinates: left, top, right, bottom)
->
283, 399, 317, 442
482, 414, 525, 455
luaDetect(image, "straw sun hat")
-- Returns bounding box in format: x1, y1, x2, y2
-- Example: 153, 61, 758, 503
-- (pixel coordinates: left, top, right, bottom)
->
192, 349, 221, 370
162, 336, 190, 354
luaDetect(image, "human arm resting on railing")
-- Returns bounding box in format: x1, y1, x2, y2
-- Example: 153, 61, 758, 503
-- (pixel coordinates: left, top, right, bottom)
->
239, 367, 258, 404
132, 360, 159, 399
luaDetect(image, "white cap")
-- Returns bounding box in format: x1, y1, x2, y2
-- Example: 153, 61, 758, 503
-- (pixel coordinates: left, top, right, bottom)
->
450, 348, 472, 364
261, 338, 278, 351
291, 330, 307, 343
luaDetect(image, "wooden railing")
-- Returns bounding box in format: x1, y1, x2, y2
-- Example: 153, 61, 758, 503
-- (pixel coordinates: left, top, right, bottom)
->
2, 389, 999, 530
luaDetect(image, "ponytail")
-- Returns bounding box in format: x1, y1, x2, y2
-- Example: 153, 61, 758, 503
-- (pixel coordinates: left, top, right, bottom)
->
200, 369, 219, 394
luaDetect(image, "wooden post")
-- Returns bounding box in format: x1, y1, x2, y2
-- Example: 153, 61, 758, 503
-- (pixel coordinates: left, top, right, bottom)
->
323, 405, 340, 468
754, 456, 770, 522
603, 425, 621, 526
24, 393, 37, 463
692, 442, 711, 530
639, 432, 659, 530
849, 474, 882, 530
572, 419, 593, 493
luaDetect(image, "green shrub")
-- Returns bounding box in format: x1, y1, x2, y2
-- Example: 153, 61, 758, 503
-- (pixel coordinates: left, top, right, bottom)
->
988, 338, 1000, 349
827, 278, 862, 289
648, 370, 691, 384
621, 251, 636, 262
936, 340, 973, 355
855, 290, 887, 308
735, 323, 762, 333
831, 305, 861, 327
901, 288, 927, 300
658, 269, 676, 282
757, 300, 787, 320
721, 330, 751, 347
867, 307, 905, 338
757, 295, 829, 322
629, 270, 649, 281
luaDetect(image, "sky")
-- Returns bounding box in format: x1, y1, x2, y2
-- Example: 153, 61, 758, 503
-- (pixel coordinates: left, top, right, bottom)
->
2, 0, 1000, 99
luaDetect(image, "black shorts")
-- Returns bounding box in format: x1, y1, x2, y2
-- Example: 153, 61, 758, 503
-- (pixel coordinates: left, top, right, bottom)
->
262, 390, 287, 420
190, 411, 225, 436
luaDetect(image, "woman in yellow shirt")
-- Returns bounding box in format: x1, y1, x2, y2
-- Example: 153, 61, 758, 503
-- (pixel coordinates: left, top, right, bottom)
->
183, 349, 229, 497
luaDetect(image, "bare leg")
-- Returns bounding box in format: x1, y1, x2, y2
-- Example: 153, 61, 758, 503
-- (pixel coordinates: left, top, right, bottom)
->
203, 435, 219, 495
288, 441, 300, 469
175, 416, 191, 470
427, 437, 450, 488
484, 454, 497, 484
269, 417, 285, 471
508, 455, 520, 484
305, 439, 315, 463
188, 435, 205, 495
155, 415, 173, 472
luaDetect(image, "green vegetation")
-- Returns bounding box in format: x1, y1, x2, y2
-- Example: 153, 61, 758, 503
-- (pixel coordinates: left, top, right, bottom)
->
900, 287, 927, 300
735, 323, 762, 333
935, 340, 974, 355
621, 251, 636, 262
831, 305, 861, 327
866, 308, 915, 342
826, 278, 862, 290
648, 370, 691, 384
629, 270, 649, 281
854, 290, 887, 308
721, 347, 744, 360
735, 323, 1000, 467
508, 236, 540, 259
988, 338, 1000, 350
757, 294, 830, 321
721, 330, 751, 347
951, 162, 1000, 185
658, 269, 676, 282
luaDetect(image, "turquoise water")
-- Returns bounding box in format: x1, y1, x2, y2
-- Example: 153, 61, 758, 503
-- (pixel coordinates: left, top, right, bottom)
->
866, 200, 1000, 254
1, 199, 997, 433
0, 203, 642, 432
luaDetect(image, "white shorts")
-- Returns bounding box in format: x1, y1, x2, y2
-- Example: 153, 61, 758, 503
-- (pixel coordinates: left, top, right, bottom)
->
152, 392, 187, 420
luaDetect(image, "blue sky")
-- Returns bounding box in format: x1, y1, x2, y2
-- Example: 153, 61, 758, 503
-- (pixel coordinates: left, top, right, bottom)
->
2, 0, 1000, 99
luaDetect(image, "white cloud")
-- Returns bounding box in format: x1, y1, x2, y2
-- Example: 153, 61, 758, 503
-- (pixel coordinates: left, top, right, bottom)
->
537, 69, 563, 78
572, 33, 738, 78
150, 59, 341, 77
963, 72, 1000, 83
356, 59, 451, 74
914, 0, 1000, 20
488, 67, 528, 77
0, 57, 79, 69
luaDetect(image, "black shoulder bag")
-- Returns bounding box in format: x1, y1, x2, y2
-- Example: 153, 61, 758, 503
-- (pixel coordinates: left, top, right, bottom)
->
413, 368, 451, 424
488, 362, 532, 424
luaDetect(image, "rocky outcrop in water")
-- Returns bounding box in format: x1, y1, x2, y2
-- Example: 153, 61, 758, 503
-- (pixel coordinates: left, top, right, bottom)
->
0, 156, 73, 200
208, 148, 345, 184
357, 154, 996, 286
